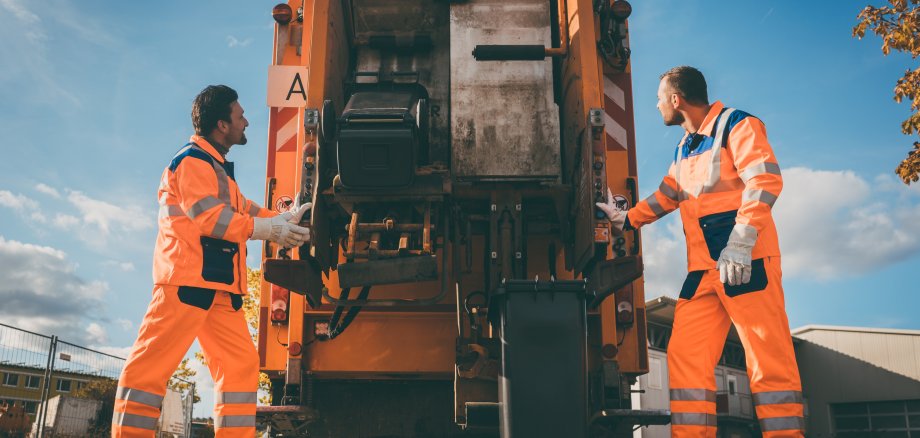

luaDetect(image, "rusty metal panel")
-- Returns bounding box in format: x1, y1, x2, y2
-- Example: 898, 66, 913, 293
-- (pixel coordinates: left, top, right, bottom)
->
352, 0, 452, 163
449, 0, 561, 180
306, 313, 456, 374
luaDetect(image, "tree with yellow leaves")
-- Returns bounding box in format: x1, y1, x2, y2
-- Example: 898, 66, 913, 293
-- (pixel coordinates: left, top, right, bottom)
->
854, 0, 920, 184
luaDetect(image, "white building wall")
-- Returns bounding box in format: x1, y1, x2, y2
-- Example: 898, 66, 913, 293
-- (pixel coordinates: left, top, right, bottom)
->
792, 326, 920, 437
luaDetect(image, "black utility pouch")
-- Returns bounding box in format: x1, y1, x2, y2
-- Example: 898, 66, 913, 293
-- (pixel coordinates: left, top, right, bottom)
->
724, 258, 769, 297
200, 236, 238, 285
178, 286, 216, 310
679, 271, 706, 300
230, 293, 243, 311
699, 210, 738, 261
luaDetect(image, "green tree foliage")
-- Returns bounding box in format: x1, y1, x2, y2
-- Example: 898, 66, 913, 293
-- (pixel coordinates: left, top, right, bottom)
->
854, 0, 920, 184
170, 358, 201, 403
71, 378, 118, 436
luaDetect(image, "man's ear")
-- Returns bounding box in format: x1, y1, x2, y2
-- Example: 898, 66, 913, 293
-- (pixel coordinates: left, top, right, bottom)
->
216, 119, 229, 134
670, 92, 680, 109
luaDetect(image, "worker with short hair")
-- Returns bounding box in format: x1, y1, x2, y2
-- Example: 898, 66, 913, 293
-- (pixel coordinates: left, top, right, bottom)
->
597, 66, 804, 437
112, 85, 310, 438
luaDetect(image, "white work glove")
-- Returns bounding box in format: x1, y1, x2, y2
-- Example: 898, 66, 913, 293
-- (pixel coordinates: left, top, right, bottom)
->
595, 188, 627, 236
251, 202, 312, 248
716, 225, 757, 286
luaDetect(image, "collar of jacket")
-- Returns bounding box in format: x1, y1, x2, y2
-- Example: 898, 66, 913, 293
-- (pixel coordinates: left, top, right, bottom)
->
693, 100, 725, 138
188, 135, 227, 163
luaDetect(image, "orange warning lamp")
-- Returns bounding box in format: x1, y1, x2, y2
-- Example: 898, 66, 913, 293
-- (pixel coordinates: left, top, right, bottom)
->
272, 3, 293, 25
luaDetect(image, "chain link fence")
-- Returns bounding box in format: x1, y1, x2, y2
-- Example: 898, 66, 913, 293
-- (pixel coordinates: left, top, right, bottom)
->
0, 323, 195, 438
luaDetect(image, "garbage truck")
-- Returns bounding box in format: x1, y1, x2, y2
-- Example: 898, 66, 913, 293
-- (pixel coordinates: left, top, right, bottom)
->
256, 0, 668, 436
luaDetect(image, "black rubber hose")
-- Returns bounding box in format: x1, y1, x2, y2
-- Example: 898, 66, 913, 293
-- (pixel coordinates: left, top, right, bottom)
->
329, 286, 371, 339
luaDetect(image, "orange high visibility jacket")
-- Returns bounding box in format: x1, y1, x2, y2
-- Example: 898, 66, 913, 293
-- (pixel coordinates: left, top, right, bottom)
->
627, 101, 782, 271
153, 136, 275, 294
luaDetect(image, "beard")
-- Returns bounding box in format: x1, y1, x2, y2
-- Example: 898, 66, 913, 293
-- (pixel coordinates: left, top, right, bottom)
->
663, 111, 684, 126
238, 132, 248, 145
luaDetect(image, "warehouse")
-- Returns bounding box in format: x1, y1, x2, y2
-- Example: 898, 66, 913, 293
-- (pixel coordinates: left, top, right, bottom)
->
634, 296, 920, 437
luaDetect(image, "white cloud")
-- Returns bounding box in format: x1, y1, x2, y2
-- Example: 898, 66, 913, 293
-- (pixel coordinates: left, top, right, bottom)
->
0, 188, 155, 245
0, 0, 78, 106
52, 213, 80, 229
1, 0, 40, 24
0, 236, 108, 344
639, 215, 687, 298
66, 189, 154, 236
102, 260, 136, 272
226, 35, 252, 48
35, 183, 61, 198
95, 345, 133, 360
0, 190, 39, 211
774, 167, 920, 279
115, 318, 134, 333
86, 322, 108, 344
636, 167, 920, 294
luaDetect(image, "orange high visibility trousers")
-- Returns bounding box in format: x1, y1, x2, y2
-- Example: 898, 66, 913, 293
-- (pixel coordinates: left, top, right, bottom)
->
112, 285, 258, 437
668, 257, 804, 438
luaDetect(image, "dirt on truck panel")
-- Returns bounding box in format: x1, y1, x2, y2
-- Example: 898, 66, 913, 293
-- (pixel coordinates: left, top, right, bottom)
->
257, 1, 662, 437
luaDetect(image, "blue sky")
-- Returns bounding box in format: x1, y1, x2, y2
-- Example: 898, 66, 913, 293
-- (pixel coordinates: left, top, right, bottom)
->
1, 0, 918, 416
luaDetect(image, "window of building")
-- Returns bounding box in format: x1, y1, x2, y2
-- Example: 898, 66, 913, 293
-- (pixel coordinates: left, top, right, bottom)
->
24, 375, 41, 389
2, 373, 19, 387
24, 401, 38, 414
719, 342, 747, 370
727, 375, 737, 396
648, 322, 671, 351
56, 379, 71, 392
832, 400, 920, 437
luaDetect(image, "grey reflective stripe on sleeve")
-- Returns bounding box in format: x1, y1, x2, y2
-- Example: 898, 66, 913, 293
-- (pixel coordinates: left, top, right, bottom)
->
671, 412, 718, 427
740, 161, 781, 184
742, 189, 778, 207
187, 196, 222, 219
698, 108, 735, 196
209, 158, 232, 204
159, 204, 185, 219
112, 412, 158, 430
217, 391, 258, 404
248, 203, 262, 217
211, 205, 235, 239
189, 144, 233, 206
658, 181, 679, 202
670, 388, 717, 402
115, 386, 164, 408
645, 194, 667, 217
753, 390, 804, 406
760, 416, 806, 432
215, 415, 256, 428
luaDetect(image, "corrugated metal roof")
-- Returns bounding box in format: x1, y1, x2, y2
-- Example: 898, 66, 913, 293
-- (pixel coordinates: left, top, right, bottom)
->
792, 324, 920, 337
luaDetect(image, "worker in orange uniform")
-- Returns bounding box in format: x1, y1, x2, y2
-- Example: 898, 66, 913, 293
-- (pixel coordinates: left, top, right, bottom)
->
112, 85, 310, 438
597, 67, 804, 437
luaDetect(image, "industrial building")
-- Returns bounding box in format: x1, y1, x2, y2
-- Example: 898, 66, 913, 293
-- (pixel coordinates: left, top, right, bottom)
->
634, 296, 920, 437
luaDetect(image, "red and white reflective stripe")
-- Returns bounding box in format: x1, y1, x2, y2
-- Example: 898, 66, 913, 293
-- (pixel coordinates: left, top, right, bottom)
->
274, 107, 299, 153
603, 74, 628, 151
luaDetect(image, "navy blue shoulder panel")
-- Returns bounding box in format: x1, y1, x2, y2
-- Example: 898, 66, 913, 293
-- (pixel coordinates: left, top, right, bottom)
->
169, 143, 214, 172
721, 109, 759, 147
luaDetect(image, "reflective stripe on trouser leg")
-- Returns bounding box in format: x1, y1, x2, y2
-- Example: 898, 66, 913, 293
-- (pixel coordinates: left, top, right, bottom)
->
717, 257, 804, 437
112, 285, 209, 438
199, 292, 259, 437
668, 289, 731, 438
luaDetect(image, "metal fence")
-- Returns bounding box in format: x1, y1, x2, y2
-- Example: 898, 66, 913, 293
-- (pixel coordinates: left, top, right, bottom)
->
0, 323, 195, 438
